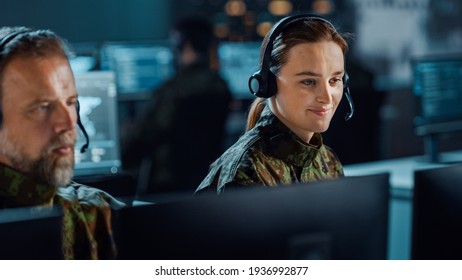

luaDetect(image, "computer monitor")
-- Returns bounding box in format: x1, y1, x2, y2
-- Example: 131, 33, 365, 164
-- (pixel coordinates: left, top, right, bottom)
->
218, 41, 260, 100
412, 54, 462, 161
413, 54, 462, 129
100, 40, 175, 98
411, 164, 462, 259
74, 71, 122, 176
68, 42, 99, 74
0, 206, 63, 259
115, 173, 390, 260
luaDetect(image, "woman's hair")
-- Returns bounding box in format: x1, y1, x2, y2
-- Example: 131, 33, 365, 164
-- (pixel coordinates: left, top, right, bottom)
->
246, 16, 350, 131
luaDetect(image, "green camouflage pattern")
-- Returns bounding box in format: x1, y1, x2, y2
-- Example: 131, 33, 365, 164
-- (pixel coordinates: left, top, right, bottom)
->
195, 106, 344, 194
0, 163, 124, 259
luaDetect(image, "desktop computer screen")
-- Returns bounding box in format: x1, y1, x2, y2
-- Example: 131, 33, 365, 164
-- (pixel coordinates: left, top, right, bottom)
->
74, 71, 122, 176
68, 42, 99, 74
412, 54, 462, 134
412, 164, 462, 259
100, 41, 175, 98
0, 206, 63, 259
115, 173, 390, 260
218, 41, 260, 100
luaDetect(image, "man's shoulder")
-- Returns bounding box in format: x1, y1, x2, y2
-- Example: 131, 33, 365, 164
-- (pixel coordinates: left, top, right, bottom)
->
56, 182, 126, 210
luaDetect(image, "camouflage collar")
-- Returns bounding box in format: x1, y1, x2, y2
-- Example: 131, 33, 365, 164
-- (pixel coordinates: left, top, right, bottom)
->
0, 163, 56, 207
257, 106, 322, 167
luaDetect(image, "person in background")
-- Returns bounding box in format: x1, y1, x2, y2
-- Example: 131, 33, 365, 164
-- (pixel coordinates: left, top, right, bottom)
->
195, 14, 352, 195
0, 26, 124, 259
122, 16, 232, 194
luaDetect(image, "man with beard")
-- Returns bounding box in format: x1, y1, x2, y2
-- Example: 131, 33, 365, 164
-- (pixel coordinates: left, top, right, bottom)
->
0, 27, 124, 259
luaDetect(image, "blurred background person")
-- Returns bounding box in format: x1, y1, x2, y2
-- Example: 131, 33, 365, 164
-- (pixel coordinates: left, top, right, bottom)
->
122, 16, 232, 195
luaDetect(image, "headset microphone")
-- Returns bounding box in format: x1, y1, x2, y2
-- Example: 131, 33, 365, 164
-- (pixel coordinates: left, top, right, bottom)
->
248, 14, 354, 121
76, 101, 90, 153
343, 72, 354, 121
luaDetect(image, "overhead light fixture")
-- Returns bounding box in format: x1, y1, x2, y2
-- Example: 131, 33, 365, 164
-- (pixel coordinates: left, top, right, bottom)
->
257, 22, 273, 37
225, 0, 247, 16
312, 0, 335, 15
214, 24, 230, 38
268, 0, 293, 16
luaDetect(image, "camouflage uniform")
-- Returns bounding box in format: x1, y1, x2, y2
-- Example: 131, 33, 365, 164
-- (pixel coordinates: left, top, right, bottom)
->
195, 106, 344, 194
0, 163, 125, 259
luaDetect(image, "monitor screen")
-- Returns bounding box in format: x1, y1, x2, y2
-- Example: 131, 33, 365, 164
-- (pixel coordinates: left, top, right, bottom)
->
100, 41, 175, 97
412, 54, 462, 134
115, 173, 390, 260
74, 71, 122, 176
0, 206, 63, 259
218, 41, 260, 100
412, 164, 462, 259
70, 56, 97, 74
68, 42, 99, 74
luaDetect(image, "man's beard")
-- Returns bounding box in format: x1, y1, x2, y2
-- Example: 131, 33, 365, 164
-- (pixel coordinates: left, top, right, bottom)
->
0, 129, 75, 188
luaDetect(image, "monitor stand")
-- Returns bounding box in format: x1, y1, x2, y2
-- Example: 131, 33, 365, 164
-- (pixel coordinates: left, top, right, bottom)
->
424, 134, 439, 163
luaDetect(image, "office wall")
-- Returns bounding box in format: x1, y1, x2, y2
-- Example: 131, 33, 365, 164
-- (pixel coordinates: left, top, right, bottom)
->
0, 0, 172, 42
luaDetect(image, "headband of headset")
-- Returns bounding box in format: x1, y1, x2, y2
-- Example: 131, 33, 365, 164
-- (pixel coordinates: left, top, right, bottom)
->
0, 29, 90, 152
248, 14, 354, 121
0, 30, 30, 51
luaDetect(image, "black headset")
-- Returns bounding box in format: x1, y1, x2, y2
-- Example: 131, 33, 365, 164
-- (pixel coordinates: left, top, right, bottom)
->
248, 14, 354, 121
0, 29, 90, 153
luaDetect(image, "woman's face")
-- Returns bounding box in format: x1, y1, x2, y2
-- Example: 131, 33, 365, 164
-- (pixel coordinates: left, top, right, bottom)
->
269, 41, 345, 143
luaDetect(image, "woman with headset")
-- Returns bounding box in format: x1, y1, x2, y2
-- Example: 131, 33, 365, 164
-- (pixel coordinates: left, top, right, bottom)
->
195, 14, 353, 195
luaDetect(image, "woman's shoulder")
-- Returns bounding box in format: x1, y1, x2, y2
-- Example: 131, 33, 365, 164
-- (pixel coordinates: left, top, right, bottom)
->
317, 143, 344, 176
195, 128, 265, 193
320, 144, 342, 162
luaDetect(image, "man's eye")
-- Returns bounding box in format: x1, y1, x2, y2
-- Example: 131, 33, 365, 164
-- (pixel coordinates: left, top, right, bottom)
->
68, 99, 78, 107
35, 104, 50, 111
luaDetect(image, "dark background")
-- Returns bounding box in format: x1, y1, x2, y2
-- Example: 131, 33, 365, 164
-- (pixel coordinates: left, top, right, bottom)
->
2, 0, 461, 164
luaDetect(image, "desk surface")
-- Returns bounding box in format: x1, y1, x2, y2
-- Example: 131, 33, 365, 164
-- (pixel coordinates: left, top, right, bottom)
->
343, 150, 462, 190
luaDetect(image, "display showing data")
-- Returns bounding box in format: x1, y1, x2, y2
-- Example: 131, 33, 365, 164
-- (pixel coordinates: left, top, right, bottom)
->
413, 55, 462, 123
74, 71, 121, 175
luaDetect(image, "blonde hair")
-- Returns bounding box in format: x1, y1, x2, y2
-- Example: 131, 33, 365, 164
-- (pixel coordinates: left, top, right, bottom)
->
246, 98, 266, 131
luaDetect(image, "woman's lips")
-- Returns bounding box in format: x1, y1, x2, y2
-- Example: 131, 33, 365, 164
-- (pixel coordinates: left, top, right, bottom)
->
309, 108, 331, 116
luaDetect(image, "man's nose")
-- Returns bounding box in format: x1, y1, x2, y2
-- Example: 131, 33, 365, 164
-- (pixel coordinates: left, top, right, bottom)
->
53, 102, 77, 134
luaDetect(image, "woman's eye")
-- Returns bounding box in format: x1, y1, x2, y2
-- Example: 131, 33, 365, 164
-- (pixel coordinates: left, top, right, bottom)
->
331, 78, 342, 85
302, 79, 316, 86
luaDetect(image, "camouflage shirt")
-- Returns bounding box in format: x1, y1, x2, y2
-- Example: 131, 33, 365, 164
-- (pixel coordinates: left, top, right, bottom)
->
195, 106, 344, 194
0, 163, 125, 259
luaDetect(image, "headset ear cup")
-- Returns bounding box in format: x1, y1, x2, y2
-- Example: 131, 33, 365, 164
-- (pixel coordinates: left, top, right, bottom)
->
249, 70, 277, 99
249, 71, 264, 98
266, 71, 278, 98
